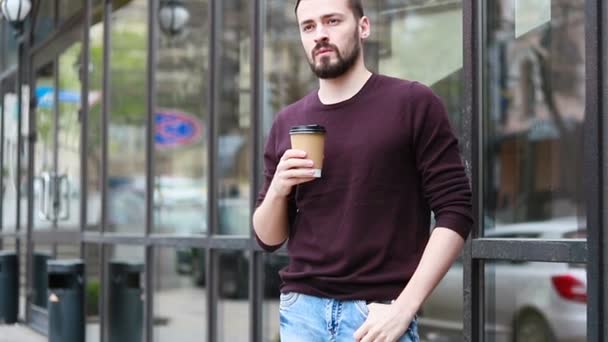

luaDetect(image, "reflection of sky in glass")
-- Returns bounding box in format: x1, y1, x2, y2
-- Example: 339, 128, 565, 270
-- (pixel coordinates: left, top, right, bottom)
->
379, 9, 462, 86
515, 0, 551, 38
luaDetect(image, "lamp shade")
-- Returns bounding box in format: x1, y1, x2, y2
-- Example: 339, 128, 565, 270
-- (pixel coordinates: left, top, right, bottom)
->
159, 1, 190, 36
0, 0, 31, 22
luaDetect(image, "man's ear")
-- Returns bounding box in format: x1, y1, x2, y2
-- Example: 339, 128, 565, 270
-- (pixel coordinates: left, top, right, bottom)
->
359, 16, 371, 39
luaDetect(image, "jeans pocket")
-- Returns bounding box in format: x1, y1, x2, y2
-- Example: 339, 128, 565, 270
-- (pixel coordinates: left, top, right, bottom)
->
353, 300, 370, 317
279, 292, 300, 310
406, 315, 420, 341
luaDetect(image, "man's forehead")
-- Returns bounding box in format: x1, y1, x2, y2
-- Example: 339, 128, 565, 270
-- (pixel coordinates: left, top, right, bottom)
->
296, 0, 350, 21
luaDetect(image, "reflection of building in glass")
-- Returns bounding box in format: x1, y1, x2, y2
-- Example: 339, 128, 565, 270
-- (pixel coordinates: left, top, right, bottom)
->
485, 0, 586, 225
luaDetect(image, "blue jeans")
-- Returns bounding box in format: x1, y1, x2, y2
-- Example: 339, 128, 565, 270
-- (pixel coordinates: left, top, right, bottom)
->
279, 292, 420, 342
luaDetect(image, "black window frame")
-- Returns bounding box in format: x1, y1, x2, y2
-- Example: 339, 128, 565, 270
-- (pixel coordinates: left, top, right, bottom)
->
0, 0, 603, 341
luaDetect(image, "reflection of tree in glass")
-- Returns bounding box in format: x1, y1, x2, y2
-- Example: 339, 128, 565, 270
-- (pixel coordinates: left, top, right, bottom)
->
85, 5, 148, 181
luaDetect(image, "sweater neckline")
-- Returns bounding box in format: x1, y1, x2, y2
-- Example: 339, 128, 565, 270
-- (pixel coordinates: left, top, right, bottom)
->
311, 73, 378, 111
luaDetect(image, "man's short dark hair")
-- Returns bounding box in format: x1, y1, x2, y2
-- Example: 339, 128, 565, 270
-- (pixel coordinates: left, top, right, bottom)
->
295, 0, 365, 20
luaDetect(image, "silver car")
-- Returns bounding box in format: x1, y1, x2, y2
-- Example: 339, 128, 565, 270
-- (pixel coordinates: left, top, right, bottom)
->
419, 216, 587, 342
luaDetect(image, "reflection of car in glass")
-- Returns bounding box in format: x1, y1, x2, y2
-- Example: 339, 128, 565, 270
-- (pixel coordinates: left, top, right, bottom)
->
107, 185, 146, 227
420, 216, 587, 342
95, 176, 206, 233
98, 176, 285, 299
176, 248, 286, 299
174, 196, 287, 299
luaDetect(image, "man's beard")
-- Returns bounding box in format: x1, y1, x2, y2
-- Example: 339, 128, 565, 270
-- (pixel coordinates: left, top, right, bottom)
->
308, 31, 361, 79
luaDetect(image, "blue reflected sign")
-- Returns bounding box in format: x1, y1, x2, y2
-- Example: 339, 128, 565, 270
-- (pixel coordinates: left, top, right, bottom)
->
36, 86, 80, 108
155, 110, 203, 148
35, 86, 101, 108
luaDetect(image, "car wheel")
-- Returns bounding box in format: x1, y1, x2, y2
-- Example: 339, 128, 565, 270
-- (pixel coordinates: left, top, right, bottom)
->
513, 310, 555, 342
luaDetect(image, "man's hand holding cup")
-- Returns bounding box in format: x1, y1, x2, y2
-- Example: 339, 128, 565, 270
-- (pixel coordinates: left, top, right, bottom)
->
269, 124, 326, 197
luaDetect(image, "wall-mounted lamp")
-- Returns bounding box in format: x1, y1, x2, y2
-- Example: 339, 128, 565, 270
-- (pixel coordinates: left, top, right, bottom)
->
0, 0, 32, 36
159, 0, 190, 37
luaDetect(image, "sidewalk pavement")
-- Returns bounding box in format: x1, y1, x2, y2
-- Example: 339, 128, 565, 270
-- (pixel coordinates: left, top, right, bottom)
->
0, 324, 45, 342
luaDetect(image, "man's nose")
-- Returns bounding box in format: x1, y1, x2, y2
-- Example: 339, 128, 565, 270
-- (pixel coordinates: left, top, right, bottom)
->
313, 26, 329, 44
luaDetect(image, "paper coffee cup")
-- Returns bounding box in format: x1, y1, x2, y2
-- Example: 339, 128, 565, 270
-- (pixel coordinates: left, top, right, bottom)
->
289, 124, 326, 178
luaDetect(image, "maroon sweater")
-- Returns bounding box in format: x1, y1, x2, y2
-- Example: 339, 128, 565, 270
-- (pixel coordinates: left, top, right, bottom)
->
255, 74, 472, 301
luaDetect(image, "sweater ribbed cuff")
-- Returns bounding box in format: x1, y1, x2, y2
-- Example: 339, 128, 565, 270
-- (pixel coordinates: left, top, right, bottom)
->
254, 231, 284, 252
435, 211, 473, 240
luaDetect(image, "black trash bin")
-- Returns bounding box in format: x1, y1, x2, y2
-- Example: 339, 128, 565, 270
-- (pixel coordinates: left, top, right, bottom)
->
47, 260, 84, 342
33, 252, 51, 308
109, 261, 143, 342
0, 251, 18, 324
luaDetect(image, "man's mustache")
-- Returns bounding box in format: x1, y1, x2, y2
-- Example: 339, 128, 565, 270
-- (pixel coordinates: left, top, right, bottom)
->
313, 42, 339, 57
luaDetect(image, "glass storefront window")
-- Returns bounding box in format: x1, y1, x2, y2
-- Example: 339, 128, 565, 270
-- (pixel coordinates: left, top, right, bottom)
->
1, 78, 18, 233
107, 0, 148, 234
1, 23, 5, 71
0, 24, 3, 71
0, 238, 16, 251
263, 0, 464, 138
32, 62, 55, 232
57, 41, 83, 231
0, 0, 598, 340
56, 243, 82, 261
153, 0, 209, 236
418, 256, 465, 341
86, 0, 105, 232
217, 0, 251, 236
84, 244, 101, 341
262, 253, 288, 341
33, 0, 54, 44
59, 0, 84, 24
154, 247, 206, 342
485, 261, 587, 341
262, 0, 316, 136
370, 1, 464, 134
483, 0, 586, 235
5, 23, 18, 71
28, 37, 84, 232
415, 258, 589, 342
217, 250, 250, 341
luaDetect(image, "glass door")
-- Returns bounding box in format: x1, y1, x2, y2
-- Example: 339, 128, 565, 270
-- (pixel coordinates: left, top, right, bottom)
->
32, 61, 58, 233
27, 32, 85, 333
55, 41, 83, 233
32, 40, 84, 234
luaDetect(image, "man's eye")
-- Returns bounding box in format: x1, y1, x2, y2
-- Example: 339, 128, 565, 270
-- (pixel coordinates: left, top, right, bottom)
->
302, 25, 314, 32
328, 19, 340, 25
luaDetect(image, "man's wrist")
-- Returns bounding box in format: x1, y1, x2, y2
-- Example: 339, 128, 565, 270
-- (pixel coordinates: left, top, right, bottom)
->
393, 294, 422, 316
267, 183, 290, 200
